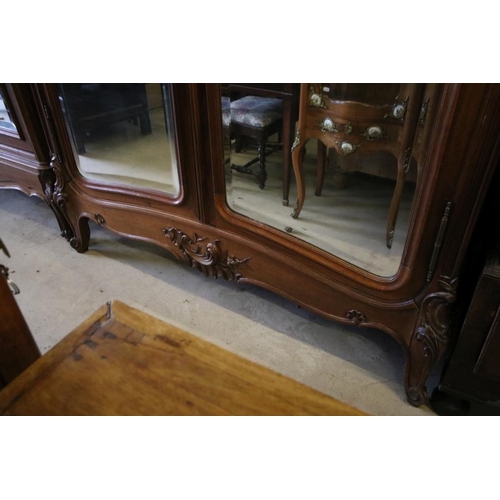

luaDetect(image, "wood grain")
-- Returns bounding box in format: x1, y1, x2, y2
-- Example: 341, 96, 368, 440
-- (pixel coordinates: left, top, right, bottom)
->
0, 301, 366, 416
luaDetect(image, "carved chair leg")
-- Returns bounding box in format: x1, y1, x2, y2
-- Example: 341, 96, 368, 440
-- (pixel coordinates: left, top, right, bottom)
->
291, 141, 307, 219
386, 84, 425, 248
315, 140, 327, 197
386, 157, 407, 249
282, 121, 293, 207
235, 135, 244, 153
256, 139, 267, 190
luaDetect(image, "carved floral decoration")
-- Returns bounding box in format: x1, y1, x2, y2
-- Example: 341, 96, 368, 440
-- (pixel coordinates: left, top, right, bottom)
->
163, 228, 251, 281
346, 309, 366, 325
39, 154, 74, 243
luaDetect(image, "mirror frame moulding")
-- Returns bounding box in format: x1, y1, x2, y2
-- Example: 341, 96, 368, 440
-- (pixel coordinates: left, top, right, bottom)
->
40, 83, 187, 208
0, 84, 22, 141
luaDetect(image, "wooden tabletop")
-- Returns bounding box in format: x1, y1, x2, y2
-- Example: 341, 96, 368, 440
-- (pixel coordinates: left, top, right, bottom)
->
0, 301, 366, 416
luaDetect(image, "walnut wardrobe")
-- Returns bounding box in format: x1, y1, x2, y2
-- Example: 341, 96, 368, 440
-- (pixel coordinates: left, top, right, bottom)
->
1, 83, 499, 407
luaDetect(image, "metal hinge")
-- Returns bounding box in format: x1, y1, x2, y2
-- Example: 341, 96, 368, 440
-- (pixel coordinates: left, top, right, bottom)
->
42, 103, 63, 165
427, 202, 452, 281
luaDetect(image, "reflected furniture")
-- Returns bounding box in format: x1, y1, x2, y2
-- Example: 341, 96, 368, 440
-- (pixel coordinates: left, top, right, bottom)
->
0, 301, 365, 415
229, 95, 284, 189
226, 84, 300, 204
1, 83, 500, 408
291, 83, 425, 248
60, 83, 152, 154
0, 89, 17, 133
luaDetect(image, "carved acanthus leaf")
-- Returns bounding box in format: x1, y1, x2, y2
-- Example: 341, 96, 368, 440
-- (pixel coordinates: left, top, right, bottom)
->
39, 156, 73, 242
164, 228, 251, 281
415, 275, 458, 359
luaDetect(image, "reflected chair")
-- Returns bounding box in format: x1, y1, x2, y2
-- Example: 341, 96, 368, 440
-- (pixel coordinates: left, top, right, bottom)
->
60, 83, 152, 154
290, 83, 425, 248
227, 95, 284, 189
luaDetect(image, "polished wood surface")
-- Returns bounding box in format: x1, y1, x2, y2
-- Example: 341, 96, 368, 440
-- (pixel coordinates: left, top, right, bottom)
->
0, 301, 365, 416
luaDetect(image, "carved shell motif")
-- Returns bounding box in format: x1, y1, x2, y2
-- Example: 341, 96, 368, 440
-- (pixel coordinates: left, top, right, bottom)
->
164, 228, 251, 281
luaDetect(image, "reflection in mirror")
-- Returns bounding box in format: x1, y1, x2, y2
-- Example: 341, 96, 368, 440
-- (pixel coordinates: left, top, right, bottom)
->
0, 88, 18, 134
58, 84, 180, 195
224, 83, 441, 277
325, 83, 401, 106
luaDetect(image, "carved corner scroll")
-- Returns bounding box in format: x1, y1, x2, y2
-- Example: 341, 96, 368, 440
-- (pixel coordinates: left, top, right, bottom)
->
416, 275, 458, 356
164, 228, 251, 282
38, 101, 85, 250
406, 275, 458, 406
39, 154, 74, 243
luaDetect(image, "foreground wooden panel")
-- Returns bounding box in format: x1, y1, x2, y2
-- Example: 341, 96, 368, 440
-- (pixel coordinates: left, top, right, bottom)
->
0, 301, 365, 416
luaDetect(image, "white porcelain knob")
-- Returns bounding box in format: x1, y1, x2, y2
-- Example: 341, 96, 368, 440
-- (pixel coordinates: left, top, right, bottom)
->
322, 117, 336, 132
341, 141, 354, 154
310, 93, 322, 106
393, 104, 405, 119
367, 125, 382, 139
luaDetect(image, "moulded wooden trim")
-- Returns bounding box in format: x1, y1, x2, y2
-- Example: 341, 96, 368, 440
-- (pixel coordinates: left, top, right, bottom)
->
37, 83, 191, 210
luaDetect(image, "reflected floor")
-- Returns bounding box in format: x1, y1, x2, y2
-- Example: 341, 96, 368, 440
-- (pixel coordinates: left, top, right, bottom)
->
227, 142, 415, 277
76, 108, 179, 194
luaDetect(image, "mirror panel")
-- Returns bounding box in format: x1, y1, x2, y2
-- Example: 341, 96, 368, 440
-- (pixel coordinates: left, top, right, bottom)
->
325, 83, 401, 105
224, 83, 439, 277
0, 87, 19, 135
58, 83, 180, 195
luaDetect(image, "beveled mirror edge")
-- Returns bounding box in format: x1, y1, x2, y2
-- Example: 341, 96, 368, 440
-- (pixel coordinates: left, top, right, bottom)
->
40, 83, 187, 207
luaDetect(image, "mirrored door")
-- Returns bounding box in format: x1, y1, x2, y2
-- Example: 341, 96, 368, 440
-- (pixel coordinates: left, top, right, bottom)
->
0, 86, 19, 136
58, 83, 180, 195
224, 83, 442, 277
